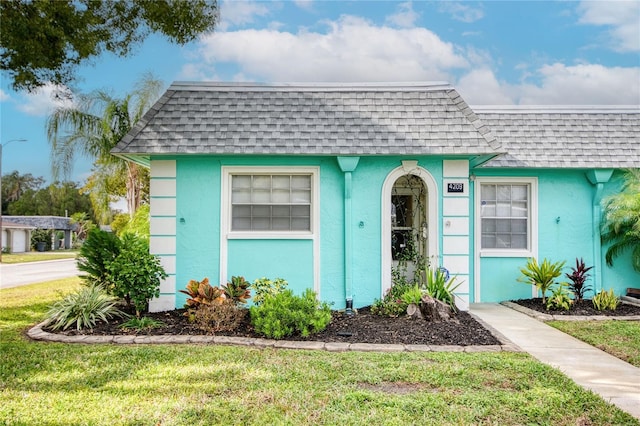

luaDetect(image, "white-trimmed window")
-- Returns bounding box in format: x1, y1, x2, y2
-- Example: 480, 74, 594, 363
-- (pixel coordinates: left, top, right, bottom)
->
223, 167, 318, 237
477, 177, 537, 255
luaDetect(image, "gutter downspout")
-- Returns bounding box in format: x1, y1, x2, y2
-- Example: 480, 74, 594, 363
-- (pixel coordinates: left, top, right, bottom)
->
586, 169, 613, 294
337, 157, 360, 314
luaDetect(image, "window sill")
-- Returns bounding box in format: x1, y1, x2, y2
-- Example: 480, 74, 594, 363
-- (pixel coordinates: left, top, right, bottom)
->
479, 249, 533, 258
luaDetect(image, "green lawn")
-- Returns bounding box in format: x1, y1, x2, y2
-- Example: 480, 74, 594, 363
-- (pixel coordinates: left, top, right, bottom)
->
1, 280, 638, 426
1, 250, 78, 264
548, 320, 640, 368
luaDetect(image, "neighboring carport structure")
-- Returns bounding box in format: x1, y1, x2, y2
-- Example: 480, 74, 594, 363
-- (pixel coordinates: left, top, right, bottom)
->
3, 216, 75, 250
1, 220, 36, 253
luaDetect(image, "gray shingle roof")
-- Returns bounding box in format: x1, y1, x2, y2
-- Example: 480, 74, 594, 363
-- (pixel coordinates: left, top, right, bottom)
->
475, 106, 640, 168
4, 216, 74, 230
112, 82, 502, 158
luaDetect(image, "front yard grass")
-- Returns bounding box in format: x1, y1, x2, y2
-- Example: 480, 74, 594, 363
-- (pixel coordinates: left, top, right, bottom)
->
1, 250, 78, 264
548, 320, 640, 368
1, 279, 638, 425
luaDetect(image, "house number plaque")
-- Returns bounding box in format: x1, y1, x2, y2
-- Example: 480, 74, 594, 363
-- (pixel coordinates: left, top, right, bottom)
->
447, 182, 465, 193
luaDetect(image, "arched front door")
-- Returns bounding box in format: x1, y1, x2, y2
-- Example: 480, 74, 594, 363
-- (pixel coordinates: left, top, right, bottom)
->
381, 162, 438, 296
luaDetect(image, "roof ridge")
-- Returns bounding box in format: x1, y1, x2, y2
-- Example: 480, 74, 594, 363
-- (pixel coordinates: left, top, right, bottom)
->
168, 81, 453, 92
445, 89, 503, 153
473, 105, 640, 113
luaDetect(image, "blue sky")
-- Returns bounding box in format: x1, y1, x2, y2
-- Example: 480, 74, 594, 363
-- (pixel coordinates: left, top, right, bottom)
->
1, 0, 639, 185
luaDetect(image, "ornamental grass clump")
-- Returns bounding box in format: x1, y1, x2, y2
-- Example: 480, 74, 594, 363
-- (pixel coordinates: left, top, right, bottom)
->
592, 288, 619, 311
545, 282, 573, 311
45, 284, 127, 331
250, 288, 331, 339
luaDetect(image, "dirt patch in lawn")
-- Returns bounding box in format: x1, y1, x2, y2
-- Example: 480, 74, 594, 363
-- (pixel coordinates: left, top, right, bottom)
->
49, 306, 502, 346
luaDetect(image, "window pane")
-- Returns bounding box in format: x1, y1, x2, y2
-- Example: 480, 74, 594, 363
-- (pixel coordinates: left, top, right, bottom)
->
292, 217, 310, 230
253, 175, 271, 189
496, 201, 511, 217
496, 219, 510, 233
291, 205, 310, 217
512, 219, 527, 233
232, 189, 250, 203
272, 205, 290, 218
497, 185, 511, 201
232, 217, 251, 230
482, 218, 496, 233
512, 185, 527, 201
272, 175, 290, 189
272, 189, 290, 203
291, 175, 310, 189
481, 201, 496, 217
233, 205, 251, 218
292, 189, 311, 203
233, 175, 251, 189
252, 189, 271, 203
253, 217, 270, 230
511, 201, 528, 217
482, 184, 496, 201
252, 205, 270, 218
511, 234, 527, 249
482, 234, 496, 248
496, 234, 511, 248
272, 217, 290, 230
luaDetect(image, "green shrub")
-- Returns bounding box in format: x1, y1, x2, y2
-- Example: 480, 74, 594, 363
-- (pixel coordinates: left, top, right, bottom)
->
250, 289, 331, 339
77, 228, 122, 286
518, 258, 566, 304
31, 228, 53, 251
424, 267, 460, 312
195, 300, 247, 333
223, 276, 251, 306
120, 204, 150, 240
400, 284, 423, 305
105, 233, 167, 317
250, 277, 288, 306
593, 289, 619, 311
371, 265, 414, 317
45, 284, 127, 331
546, 283, 573, 311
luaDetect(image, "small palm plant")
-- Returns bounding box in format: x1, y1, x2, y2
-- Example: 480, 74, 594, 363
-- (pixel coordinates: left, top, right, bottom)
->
565, 258, 593, 302
518, 258, 566, 304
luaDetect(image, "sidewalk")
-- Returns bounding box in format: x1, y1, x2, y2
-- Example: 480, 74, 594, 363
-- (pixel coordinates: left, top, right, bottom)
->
471, 303, 640, 420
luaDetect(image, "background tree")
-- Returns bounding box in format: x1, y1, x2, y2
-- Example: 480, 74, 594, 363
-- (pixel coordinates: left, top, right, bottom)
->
1, 171, 44, 214
47, 74, 162, 221
1, 0, 218, 91
601, 169, 640, 273
7, 181, 94, 220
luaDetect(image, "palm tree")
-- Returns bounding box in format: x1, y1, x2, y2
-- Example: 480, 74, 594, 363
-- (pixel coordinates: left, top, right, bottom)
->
47, 74, 163, 220
601, 168, 640, 273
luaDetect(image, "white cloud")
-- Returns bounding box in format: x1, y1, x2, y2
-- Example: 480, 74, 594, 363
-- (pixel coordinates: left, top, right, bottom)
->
458, 63, 640, 105
218, 0, 271, 31
16, 83, 72, 116
456, 68, 515, 105
0, 89, 9, 102
578, 1, 640, 52
385, 1, 419, 28
190, 15, 468, 83
517, 63, 640, 105
294, 0, 314, 11
438, 2, 484, 23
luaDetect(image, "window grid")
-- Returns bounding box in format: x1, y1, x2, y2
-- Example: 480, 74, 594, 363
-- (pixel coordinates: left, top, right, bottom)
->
231, 174, 312, 231
480, 183, 529, 249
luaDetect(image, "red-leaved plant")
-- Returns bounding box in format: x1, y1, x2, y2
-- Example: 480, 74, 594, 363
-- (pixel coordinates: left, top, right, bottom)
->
565, 258, 593, 302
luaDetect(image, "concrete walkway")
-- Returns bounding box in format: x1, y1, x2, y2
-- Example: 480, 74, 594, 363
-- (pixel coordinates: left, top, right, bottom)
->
471, 303, 640, 420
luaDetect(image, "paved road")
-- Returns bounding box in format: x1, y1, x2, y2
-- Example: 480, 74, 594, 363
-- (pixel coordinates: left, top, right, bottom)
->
0, 259, 79, 289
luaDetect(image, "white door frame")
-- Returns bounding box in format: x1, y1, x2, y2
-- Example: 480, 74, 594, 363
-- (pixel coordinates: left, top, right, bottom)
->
381, 162, 439, 297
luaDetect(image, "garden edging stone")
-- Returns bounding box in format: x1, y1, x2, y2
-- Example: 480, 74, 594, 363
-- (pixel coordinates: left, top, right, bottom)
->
501, 301, 640, 322
26, 320, 515, 353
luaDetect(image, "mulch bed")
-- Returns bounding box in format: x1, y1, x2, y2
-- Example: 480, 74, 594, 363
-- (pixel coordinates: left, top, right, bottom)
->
511, 298, 640, 316
48, 306, 502, 346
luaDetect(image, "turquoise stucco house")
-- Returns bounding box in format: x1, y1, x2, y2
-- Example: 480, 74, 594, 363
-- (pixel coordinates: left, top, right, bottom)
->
112, 82, 640, 312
